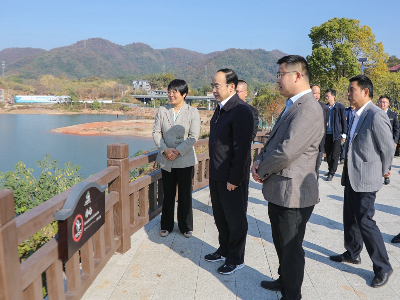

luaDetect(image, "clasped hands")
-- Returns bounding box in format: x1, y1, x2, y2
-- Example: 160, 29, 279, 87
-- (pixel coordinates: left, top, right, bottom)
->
164, 148, 179, 161
251, 161, 263, 183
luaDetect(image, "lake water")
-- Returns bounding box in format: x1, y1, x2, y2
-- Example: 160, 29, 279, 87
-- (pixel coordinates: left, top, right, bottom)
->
0, 114, 156, 178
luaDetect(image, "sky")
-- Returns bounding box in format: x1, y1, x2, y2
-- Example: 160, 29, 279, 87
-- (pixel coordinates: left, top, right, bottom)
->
2, 0, 400, 58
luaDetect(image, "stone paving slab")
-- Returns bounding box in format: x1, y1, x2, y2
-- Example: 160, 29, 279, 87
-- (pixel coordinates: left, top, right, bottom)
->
82, 157, 400, 300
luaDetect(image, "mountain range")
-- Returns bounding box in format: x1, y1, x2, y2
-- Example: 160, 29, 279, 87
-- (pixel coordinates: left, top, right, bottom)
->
0, 38, 287, 88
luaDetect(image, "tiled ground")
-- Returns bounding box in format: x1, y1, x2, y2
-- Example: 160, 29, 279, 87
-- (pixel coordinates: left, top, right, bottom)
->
82, 158, 400, 300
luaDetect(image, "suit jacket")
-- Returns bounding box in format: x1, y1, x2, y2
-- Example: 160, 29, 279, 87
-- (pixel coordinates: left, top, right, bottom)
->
153, 102, 201, 172
387, 109, 400, 144
341, 102, 395, 192
319, 101, 329, 152
326, 102, 347, 141
345, 106, 354, 134
256, 92, 324, 208
209, 93, 254, 186
249, 104, 259, 142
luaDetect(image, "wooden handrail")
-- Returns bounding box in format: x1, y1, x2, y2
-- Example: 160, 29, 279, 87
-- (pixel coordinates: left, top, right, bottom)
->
0, 131, 269, 300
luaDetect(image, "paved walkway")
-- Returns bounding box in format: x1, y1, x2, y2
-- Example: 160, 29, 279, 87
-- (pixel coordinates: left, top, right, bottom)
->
83, 158, 400, 300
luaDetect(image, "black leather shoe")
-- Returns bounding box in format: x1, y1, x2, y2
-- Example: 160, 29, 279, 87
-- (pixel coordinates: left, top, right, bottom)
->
391, 233, 400, 243
326, 174, 333, 181
384, 177, 390, 185
330, 252, 361, 264
371, 269, 393, 288
261, 278, 283, 291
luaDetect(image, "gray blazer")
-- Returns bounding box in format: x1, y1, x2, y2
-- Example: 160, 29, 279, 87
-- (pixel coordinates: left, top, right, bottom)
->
256, 92, 324, 208
342, 101, 395, 192
153, 103, 201, 172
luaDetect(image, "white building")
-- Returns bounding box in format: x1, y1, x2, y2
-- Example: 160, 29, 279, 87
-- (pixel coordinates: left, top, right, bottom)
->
132, 80, 151, 92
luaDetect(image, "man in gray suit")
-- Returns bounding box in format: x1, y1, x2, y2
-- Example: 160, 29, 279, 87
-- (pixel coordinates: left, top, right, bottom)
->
330, 75, 394, 288
252, 55, 324, 300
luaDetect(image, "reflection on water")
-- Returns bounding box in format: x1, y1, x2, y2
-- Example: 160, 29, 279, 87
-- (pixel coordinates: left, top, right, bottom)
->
0, 114, 156, 178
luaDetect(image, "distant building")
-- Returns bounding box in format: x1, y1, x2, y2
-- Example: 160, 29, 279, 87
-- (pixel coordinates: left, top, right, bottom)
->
389, 64, 400, 73
132, 80, 150, 91
0, 89, 3, 102
148, 90, 168, 97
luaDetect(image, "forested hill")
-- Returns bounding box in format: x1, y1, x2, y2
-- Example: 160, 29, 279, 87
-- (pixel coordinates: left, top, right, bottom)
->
0, 38, 286, 88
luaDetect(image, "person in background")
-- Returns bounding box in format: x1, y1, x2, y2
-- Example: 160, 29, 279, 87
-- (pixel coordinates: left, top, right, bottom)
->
330, 75, 394, 288
339, 104, 356, 164
311, 84, 329, 179
236, 80, 259, 142
205, 69, 253, 275
377, 95, 399, 185
324, 89, 347, 181
153, 79, 201, 238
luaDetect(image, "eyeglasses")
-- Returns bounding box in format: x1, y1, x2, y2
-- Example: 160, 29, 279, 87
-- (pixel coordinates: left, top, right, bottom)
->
167, 90, 179, 96
276, 71, 304, 79
211, 83, 229, 90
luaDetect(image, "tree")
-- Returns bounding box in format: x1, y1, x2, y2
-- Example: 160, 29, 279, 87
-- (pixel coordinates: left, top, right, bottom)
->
251, 88, 285, 126
387, 55, 400, 68
307, 18, 389, 88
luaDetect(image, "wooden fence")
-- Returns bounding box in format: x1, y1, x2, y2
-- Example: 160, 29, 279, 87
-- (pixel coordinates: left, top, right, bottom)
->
0, 131, 268, 300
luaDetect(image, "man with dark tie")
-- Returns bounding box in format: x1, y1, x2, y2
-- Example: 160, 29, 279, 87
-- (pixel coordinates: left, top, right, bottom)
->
330, 75, 394, 288
236, 80, 259, 142
252, 55, 324, 300
339, 104, 355, 164
377, 95, 399, 185
324, 89, 347, 181
311, 84, 329, 179
205, 69, 254, 275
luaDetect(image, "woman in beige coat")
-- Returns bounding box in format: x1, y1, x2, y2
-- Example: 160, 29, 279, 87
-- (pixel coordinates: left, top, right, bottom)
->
153, 79, 201, 238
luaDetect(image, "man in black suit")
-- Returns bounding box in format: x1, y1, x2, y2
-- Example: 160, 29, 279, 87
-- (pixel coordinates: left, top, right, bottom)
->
205, 69, 254, 275
236, 80, 259, 142
324, 89, 347, 181
377, 95, 399, 185
339, 105, 356, 163
311, 84, 329, 179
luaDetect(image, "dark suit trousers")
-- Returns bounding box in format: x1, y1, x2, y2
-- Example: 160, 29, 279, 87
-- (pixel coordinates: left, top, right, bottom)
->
325, 134, 341, 175
209, 179, 248, 265
161, 167, 194, 233
315, 151, 323, 180
343, 174, 391, 275
268, 202, 314, 300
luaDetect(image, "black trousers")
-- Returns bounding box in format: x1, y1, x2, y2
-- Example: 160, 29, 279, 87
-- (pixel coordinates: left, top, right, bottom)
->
161, 167, 194, 233
209, 179, 248, 265
315, 151, 323, 180
268, 202, 314, 300
343, 174, 391, 275
324, 134, 341, 175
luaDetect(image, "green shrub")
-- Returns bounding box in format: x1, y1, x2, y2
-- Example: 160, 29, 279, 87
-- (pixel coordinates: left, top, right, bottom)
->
89, 100, 102, 110
0, 154, 83, 261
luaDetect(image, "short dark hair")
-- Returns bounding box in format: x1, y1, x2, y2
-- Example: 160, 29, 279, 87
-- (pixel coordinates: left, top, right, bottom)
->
325, 89, 336, 97
310, 84, 319, 89
277, 55, 310, 79
349, 75, 373, 98
217, 68, 238, 88
379, 95, 391, 102
168, 79, 188, 98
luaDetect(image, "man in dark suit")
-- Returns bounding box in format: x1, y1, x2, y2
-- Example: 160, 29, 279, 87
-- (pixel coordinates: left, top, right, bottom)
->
377, 95, 399, 185
205, 69, 254, 275
236, 80, 259, 142
324, 89, 347, 181
252, 55, 324, 300
339, 105, 355, 163
311, 84, 329, 179
330, 75, 394, 288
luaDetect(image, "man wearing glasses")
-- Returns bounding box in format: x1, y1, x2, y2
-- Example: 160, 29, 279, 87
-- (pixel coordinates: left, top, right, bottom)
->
252, 55, 324, 300
205, 69, 254, 275
236, 80, 259, 142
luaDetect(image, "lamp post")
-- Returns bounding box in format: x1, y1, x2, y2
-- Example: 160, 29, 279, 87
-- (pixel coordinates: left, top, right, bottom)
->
358, 57, 369, 75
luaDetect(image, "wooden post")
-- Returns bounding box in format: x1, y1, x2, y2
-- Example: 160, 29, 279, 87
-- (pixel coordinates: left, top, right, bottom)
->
107, 143, 131, 253
0, 189, 23, 300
